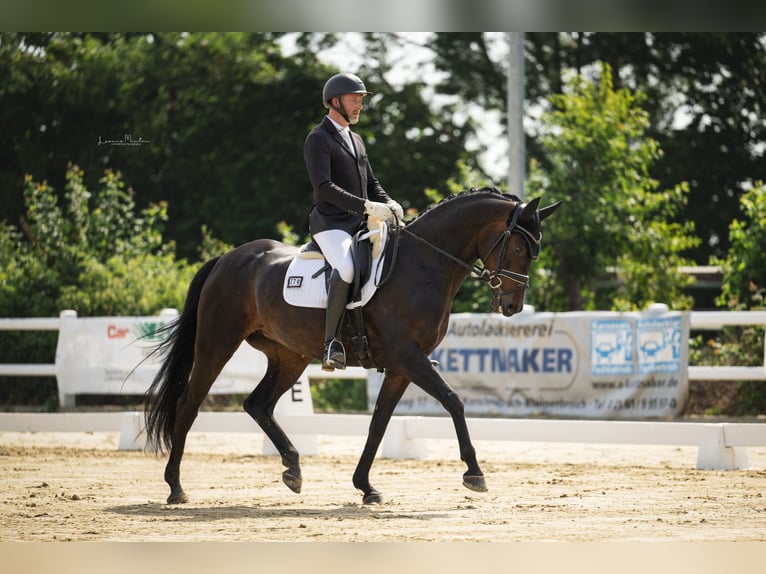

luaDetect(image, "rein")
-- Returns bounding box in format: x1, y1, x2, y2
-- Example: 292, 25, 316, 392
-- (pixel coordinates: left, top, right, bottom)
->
400, 201, 537, 299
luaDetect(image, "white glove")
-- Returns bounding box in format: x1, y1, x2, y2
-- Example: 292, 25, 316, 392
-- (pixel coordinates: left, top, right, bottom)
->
387, 200, 404, 223
364, 200, 393, 222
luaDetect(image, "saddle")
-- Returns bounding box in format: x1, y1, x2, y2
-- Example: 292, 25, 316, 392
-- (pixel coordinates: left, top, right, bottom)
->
282, 217, 394, 369
298, 225, 380, 302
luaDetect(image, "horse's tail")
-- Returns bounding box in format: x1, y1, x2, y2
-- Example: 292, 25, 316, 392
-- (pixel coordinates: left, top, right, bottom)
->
144, 256, 221, 453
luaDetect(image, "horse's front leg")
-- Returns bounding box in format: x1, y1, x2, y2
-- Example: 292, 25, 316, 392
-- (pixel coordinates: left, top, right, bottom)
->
352, 371, 409, 504
402, 354, 487, 493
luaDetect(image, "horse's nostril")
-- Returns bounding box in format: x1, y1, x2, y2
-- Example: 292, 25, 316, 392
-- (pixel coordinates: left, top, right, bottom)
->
505, 302, 521, 316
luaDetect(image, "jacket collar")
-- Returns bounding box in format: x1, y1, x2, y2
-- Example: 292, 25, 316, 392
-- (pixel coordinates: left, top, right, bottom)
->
322, 116, 356, 156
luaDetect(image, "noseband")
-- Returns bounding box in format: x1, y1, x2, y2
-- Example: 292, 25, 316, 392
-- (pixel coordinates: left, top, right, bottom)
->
401, 201, 541, 306
477, 201, 541, 309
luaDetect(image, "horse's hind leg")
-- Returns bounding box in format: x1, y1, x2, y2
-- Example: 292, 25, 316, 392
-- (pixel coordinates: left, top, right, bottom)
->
165, 333, 242, 504
243, 342, 309, 494
164, 364, 224, 503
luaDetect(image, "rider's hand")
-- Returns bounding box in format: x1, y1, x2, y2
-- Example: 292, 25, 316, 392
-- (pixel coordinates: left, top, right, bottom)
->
387, 200, 405, 224
364, 200, 393, 222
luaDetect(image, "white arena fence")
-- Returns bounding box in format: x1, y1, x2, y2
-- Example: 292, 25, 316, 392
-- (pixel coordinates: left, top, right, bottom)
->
1, 308, 765, 470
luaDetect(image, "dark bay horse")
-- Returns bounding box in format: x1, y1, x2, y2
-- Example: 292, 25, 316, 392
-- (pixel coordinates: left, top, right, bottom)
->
144, 187, 561, 504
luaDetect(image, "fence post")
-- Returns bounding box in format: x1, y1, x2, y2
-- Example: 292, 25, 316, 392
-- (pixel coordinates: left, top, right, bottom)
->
118, 411, 146, 451
55, 310, 78, 408
381, 417, 429, 459
696, 423, 750, 470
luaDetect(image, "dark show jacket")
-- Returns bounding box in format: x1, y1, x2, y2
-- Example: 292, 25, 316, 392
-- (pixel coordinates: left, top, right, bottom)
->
304, 116, 392, 235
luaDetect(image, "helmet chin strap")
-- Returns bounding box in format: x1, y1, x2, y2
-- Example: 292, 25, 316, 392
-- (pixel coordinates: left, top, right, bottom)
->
330, 96, 351, 124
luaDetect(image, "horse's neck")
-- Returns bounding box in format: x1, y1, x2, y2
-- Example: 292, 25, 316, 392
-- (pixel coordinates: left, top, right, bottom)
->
406, 202, 500, 292
411, 203, 493, 261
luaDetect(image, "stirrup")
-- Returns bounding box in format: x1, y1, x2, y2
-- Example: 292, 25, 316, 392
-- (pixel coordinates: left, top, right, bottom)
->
322, 338, 346, 371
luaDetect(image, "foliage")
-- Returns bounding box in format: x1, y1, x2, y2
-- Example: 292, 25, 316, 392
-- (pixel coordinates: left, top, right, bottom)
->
689, 326, 766, 416
197, 224, 235, 262
0, 164, 192, 317
713, 181, 766, 311
0, 164, 202, 408
525, 63, 699, 311
428, 32, 766, 265
0, 32, 471, 258
309, 378, 368, 412
690, 181, 766, 416
274, 220, 304, 247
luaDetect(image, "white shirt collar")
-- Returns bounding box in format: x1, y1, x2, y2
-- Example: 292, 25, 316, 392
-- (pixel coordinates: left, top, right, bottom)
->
327, 115, 355, 156
327, 115, 349, 133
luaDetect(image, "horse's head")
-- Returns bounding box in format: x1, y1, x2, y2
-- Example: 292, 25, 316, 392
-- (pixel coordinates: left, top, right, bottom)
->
481, 197, 562, 317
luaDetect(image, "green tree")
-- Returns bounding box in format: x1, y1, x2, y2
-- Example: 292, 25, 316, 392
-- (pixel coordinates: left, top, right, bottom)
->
0, 32, 322, 256
0, 164, 202, 408
570, 33, 766, 264
525, 63, 699, 311
692, 181, 766, 415
428, 32, 766, 265
1, 32, 473, 258
0, 164, 193, 317
714, 181, 766, 311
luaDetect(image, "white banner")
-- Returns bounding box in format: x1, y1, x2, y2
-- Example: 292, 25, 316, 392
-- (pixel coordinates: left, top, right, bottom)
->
53, 311, 310, 409
368, 310, 689, 419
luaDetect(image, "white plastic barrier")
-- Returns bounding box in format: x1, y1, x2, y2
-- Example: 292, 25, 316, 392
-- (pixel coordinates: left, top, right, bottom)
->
383, 416, 759, 469
116, 373, 318, 455
687, 310, 766, 381
0, 411, 762, 470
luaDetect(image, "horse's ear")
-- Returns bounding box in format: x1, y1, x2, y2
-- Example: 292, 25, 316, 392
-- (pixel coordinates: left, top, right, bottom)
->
538, 200, 563, 221
519, 197, 541, 221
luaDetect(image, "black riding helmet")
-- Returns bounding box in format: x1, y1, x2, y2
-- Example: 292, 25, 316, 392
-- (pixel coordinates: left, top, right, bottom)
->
322, 73, 373, 122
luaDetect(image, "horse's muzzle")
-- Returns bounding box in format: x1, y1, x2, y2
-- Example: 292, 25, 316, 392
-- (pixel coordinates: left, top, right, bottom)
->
491, 295, 523, 317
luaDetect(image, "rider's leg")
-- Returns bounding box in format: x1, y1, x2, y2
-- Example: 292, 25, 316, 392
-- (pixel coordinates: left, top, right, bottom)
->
322, 269, 351, 370
312, 230, 354, 371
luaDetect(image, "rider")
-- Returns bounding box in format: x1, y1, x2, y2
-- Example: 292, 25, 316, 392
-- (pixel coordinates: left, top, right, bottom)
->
304, 72, 404, 371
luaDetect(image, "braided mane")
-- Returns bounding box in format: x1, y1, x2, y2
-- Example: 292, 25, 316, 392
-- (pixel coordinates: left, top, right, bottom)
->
412, 186, 521, 222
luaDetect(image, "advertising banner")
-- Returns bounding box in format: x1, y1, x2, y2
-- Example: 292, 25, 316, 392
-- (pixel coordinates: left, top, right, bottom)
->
367, 310, 689, 419
54, 311, 271, 406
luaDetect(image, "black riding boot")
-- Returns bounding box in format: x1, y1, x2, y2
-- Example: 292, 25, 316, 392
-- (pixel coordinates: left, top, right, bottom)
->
322, 269, 351, 371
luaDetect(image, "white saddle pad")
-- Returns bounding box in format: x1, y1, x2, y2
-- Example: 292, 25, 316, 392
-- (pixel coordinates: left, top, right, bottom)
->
282, 220, 388, 309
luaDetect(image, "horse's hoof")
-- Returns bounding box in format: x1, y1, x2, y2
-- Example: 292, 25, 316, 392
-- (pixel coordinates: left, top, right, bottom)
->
167, 490, 188, 504
462, 475, 488, 493
362, 491, 384, 504
282, 470, 302, 493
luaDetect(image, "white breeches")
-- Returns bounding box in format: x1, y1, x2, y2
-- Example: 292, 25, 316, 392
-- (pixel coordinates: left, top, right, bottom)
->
312, 229, 355, 283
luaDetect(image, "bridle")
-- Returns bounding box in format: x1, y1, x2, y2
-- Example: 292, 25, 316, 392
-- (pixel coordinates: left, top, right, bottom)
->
399, 201, 541, 305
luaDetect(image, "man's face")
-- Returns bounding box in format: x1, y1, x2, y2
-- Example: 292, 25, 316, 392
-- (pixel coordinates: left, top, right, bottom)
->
338, 93, 364, 124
